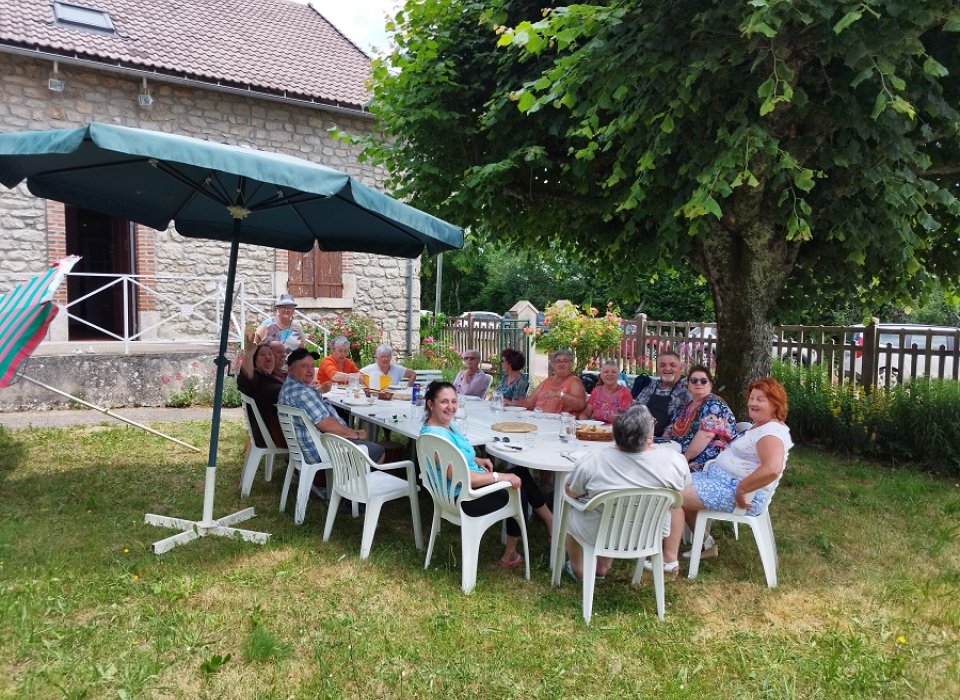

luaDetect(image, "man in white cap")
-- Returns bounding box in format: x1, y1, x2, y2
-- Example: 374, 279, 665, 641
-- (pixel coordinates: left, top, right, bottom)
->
255, 293, 306, 351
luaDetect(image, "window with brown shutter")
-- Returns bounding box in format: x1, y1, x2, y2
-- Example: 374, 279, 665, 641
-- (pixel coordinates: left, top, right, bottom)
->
288, 246, 343, 298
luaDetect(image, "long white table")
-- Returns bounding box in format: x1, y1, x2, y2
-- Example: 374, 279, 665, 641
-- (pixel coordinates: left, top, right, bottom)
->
327, 388, 612, 569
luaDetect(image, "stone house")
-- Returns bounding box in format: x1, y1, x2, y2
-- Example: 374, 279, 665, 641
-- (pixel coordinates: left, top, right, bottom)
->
0, 0, 420, 355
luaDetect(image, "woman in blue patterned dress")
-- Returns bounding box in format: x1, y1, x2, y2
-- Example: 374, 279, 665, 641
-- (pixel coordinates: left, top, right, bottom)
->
663, 365, 736, 471
496, 348, 529, 401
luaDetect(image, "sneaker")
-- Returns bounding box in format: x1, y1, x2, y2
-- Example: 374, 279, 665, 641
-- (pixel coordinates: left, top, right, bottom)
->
682, 536, 718, 559
643, 560, 680, 581
310, 485, 327, 500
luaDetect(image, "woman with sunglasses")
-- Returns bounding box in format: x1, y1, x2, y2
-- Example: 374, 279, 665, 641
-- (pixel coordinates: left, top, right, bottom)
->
662, 364, 736, 470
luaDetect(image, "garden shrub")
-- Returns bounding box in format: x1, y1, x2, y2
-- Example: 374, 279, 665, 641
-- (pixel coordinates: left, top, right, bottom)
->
773, 362, 960, 474
533, 301, 623, 372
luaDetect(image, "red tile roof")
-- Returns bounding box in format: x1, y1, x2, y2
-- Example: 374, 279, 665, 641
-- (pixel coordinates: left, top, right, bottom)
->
0, 0, 372, 109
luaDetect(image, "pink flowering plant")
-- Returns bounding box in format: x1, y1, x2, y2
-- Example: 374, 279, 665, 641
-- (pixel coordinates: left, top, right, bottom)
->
405, 335, 462, 372
308, 313, 383, 367
533, 300, 623, 372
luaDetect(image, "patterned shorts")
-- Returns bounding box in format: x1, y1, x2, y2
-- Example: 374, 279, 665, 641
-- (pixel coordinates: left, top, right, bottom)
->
691, 463, 770, 516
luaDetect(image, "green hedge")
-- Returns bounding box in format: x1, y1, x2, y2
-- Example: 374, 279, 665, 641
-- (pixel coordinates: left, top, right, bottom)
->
773, 362, 960, 474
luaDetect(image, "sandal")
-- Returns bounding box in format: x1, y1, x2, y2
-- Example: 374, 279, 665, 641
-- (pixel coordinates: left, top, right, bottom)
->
495, 555, 524, 569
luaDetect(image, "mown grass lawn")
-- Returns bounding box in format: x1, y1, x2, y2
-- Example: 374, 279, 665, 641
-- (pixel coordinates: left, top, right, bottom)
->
1, 419, 958, 698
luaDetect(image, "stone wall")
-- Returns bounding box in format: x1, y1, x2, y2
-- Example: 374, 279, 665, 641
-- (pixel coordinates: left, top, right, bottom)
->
0, 53, 420, 353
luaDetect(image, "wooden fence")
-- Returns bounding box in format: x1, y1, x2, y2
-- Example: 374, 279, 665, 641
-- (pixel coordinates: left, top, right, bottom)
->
613, 315, 959, 392
431, 315, 533, 371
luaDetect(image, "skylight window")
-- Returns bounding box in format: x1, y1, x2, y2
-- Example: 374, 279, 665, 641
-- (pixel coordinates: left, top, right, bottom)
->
53, 2, 115, 32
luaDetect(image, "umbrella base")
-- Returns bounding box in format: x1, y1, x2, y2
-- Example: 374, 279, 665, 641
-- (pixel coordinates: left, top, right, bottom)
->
145, 507, 270, 554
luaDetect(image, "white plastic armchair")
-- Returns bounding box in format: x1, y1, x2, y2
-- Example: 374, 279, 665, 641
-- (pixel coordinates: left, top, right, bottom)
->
238, 393, 287, 497
320, 434, 423, 559
415, 433, 530, 593
687, 497, 779, 588
276, 404, 333, 526
552, 487, 681, 623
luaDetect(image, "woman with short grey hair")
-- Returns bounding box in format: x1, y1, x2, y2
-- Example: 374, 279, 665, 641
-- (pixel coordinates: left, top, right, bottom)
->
318, 335, 360, 384
361, 343, 416, 387
453, 348, 492, 397
580, 359, 632, 424
504, 347, 586, 413
562, 404, 691, 580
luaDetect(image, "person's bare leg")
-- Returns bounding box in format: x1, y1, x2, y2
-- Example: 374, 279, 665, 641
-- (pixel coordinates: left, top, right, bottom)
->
663, 508, 684, 564
499, 535, 520, 564
565, 535, 584, 578
535, 504, 553, 535
596, 556, 613, 577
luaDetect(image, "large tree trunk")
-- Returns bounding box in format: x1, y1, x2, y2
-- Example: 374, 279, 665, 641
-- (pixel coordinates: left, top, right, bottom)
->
689, 218, 799, 418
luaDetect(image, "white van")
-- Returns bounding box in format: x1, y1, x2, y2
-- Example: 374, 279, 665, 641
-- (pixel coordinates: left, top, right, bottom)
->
849, 324, 959, 383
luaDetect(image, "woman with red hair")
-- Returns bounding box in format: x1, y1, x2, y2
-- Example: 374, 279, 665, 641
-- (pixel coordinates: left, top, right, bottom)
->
662, 377, 793, 564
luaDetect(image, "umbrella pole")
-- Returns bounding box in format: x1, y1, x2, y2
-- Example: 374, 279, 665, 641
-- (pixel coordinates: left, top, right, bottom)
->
146, 221, 271, 554
17, 375, 201, 452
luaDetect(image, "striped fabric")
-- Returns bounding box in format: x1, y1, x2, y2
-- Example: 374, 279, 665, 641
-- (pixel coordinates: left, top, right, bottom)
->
0, 257, 78, 388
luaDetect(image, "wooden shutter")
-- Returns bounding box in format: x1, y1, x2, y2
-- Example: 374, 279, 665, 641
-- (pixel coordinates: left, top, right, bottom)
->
288, 246, 343, 298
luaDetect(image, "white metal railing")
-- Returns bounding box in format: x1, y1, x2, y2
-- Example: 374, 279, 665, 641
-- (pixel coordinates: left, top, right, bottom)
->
0, 271, 330, 355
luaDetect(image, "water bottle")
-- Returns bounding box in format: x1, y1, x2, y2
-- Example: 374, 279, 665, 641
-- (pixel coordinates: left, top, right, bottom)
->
411, 382, 419, 405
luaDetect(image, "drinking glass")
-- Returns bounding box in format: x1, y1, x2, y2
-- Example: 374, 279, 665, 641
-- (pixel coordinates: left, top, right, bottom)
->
491, 390, 503, 413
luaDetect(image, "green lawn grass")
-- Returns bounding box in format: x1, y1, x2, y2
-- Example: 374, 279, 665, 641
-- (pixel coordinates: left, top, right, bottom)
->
1, 420, 958, 698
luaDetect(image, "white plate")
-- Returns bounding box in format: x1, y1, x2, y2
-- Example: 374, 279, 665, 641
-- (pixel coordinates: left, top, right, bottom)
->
576, 420, 605, 427
503, 406, 528, 413
388, 385, 406, 391
344, 397, 375, 406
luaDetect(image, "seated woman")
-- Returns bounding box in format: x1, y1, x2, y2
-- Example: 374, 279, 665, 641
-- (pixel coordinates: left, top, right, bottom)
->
579, 359, 632, 424
361, 344, 416, 387
318, 335, 360, 384
236, 326, 285, 448
670, 377, 793, 560
255, 293, 305, 351
504, 349, 586, 414
662, 365, 736, 470
420, 382, 552, 569
564, 404, 689, 580
496, 348, 529, 401
452, 349, 492, 397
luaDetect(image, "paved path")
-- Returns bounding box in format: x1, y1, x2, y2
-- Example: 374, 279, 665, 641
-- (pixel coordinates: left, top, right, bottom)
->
0, 406, 243, 429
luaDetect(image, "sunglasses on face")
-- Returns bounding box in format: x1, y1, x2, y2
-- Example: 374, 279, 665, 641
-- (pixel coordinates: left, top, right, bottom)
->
688, 377, 710, 385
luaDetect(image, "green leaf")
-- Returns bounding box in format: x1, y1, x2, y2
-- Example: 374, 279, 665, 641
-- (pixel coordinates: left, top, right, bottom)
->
661, 114, 674, 134
871, 92, 887, 119
517, 91, 537, 112
704, 196, 722, 219
945, 14, 960, 32
759, 98, 776, 116
757, 76, 776, 98
889, 97, 916, 119
923, 57, 949, 78
833, 11, 862, 35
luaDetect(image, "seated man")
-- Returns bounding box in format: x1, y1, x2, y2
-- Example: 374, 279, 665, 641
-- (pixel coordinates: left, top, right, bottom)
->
631, 350, 691, 437
237, 328, 285, 448
280, 348, 385, 464
360, 344, 416, 387
563, 404, 690, 580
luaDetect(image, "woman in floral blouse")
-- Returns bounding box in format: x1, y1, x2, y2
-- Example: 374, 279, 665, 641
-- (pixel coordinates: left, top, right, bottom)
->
663, 364, 736, 470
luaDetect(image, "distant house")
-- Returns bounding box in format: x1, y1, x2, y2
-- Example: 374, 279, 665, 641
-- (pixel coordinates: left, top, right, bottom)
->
0, 0, 420, 351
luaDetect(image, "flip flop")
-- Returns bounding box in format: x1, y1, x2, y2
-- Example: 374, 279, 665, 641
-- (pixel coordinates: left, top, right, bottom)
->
495, 555, 524, 569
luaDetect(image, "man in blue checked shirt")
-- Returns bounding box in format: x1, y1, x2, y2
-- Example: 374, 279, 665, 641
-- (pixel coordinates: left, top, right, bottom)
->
279, 348, 385, 466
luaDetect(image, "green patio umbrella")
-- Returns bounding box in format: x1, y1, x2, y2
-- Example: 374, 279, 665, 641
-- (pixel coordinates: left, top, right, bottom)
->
0, 123, 463, 553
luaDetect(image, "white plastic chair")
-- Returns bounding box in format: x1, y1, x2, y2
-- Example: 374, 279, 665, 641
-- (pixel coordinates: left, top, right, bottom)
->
735, 421, 753, 434
415, 433, 530, 593
687, 501, 778, 587
551, 488, 681, 623
320, 434, 424, 559
238, 393, 287, 497
276, 404, 333, 526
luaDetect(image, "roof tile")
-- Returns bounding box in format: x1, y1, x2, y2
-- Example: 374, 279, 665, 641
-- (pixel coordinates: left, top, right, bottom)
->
0, 0, 372, 108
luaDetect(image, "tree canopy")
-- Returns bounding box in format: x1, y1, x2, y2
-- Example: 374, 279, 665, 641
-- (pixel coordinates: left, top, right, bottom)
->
365, 0, 960, 409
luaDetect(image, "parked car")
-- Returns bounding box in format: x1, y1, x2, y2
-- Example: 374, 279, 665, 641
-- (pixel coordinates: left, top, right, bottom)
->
846, 324, 959, 384
454, 311, 502, 327
689, 326, 817, 365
